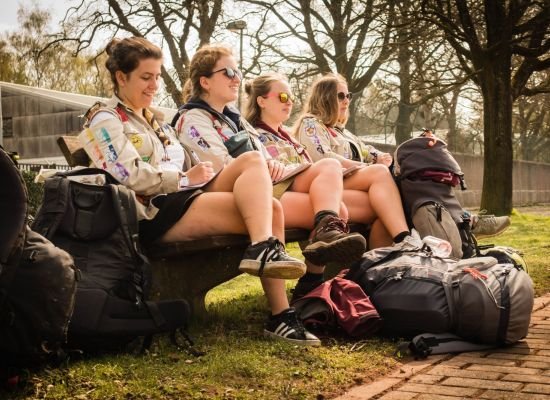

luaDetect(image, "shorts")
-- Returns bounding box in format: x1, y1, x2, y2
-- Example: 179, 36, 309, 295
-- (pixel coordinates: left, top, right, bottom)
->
273, 177, 295, 199
139, 189, 203, 245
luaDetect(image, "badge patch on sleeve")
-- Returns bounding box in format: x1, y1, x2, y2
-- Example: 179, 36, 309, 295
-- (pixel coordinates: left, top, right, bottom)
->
130, 134, 143, 149
188, 126, 211, 150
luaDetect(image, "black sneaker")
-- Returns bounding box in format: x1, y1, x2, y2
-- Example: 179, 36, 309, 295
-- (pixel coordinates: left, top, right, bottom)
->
290, 279, 324, 304
238, 236, 306, 279
264, 308, 321, 346
302, 216, 366, 265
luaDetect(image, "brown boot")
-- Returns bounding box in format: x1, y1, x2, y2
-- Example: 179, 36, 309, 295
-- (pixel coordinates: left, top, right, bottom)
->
302, 216, 366, 266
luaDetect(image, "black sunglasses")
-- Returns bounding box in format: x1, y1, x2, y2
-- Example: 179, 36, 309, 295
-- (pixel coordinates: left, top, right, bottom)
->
208, 67, 243, 80
337, 92, 353, 101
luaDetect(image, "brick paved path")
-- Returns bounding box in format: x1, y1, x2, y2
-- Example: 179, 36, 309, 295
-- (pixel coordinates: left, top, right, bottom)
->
335, 294, 550, 400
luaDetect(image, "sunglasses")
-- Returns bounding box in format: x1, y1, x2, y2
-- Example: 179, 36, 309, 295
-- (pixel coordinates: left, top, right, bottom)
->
209, 67, 243, 80
337, 92, 353, 101
263, 92, 295, 103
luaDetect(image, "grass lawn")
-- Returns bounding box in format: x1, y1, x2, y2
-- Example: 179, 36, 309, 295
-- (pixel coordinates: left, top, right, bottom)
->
5, 209, 550, 400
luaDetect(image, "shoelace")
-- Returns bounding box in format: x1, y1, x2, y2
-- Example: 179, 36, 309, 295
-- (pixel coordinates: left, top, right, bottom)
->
283, 310, 306, 336
258, 237, 283, 275
319, 217, 349, 234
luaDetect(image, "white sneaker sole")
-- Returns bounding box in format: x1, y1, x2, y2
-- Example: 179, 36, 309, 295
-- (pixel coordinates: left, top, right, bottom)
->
263, 329, 321, 346
238, 260, 306, 279
302, 234, 366, 265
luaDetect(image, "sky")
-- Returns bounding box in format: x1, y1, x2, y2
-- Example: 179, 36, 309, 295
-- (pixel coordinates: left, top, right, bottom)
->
1, 0, 70, 33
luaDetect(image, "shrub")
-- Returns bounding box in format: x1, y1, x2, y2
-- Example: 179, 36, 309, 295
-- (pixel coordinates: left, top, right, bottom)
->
22, 170, 44, 217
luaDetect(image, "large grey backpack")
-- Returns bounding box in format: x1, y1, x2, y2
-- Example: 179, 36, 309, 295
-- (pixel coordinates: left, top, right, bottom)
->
346, 240, 534, 350
394, 137, 477, 258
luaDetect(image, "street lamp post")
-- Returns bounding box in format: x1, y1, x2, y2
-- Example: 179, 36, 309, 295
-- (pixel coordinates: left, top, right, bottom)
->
226, 20, 247, 109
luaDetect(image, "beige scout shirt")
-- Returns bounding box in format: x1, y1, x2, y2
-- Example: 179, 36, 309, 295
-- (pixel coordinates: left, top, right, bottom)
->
78, 96, 184, 220
333, 125, 381, 165
174, 108, 269, 172
255, 126, 309, 167
296, 116, 353, 163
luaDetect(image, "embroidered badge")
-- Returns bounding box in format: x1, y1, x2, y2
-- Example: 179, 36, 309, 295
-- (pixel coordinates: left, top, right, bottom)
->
197, 137, 211, 150
141, 155, 151, 163
95, 127, 111, 144
112, 162, 130, 182
188, 126, 200, 139
130, 134, 143, 149
304, 119, 317, 136
105, 144, 118, 163
115, 107, 129, 122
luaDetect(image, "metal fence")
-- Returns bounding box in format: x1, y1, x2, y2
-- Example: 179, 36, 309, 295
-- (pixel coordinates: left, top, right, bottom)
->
18, 163, 72, 173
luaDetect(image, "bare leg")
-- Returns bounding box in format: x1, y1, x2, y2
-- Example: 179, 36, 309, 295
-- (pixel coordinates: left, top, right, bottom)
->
343, 164, 408, 237
290, 158, 342, 214
205, 151, 273, 242
368, 219, 393, 249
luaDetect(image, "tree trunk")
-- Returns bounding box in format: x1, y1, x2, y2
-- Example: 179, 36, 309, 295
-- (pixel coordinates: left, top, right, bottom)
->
479, 61, 513, 216
394, 16, 413, 145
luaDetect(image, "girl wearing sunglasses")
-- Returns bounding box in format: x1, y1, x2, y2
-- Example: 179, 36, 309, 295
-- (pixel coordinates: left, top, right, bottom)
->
79, 37, 313, 342
174, 46, 369, 345
292, 72, 412, 246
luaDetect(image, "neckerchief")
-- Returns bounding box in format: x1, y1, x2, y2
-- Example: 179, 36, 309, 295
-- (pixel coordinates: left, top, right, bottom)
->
256, 121, 312, 162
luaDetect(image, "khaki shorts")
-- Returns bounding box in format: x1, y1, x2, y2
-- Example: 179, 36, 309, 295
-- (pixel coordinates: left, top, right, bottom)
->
273, 177, 295, 199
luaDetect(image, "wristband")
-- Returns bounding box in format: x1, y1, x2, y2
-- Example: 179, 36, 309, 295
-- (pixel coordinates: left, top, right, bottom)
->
179, 174, 190, 188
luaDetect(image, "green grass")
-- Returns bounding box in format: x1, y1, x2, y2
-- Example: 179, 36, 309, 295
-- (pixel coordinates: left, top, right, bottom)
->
5, 210, 550, 399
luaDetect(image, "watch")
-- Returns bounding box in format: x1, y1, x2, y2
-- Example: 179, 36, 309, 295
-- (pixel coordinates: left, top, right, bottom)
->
179, 173, 190, 188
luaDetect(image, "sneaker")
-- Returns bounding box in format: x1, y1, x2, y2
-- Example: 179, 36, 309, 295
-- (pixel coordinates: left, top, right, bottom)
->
471, 211, 511, 239
302, 216, 366, 265
238, 236, 306, 279
290, 279, 324, 304
264, 308, 321, 346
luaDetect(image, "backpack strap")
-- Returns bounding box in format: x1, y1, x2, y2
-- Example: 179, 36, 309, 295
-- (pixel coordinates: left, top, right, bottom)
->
110, 184, 152, 304
397, 332, 498, 359
31, 176, 70, 240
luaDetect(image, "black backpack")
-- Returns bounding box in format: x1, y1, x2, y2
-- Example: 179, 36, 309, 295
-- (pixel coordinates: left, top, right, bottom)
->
394, 136, 478, 258
0, 147, 77, 367
31, 168, 192, 353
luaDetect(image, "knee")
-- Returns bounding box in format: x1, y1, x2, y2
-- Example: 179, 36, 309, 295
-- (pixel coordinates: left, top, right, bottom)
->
272, 198, 284, 220
339, 201, 349, 221
312, 158, 341, 176
235, 150, 264, 166
368, 164, 393, 180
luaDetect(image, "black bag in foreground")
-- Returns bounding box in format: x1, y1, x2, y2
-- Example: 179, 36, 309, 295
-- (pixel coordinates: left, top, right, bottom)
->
32, 169, 191, 353
0, 147, 77, 367
346, 239, 534, 348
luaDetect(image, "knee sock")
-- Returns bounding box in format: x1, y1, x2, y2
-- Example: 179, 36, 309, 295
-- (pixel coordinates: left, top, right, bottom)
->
313, 210, 339, 227
393, 231, 410, 243
298, 271, 324, 284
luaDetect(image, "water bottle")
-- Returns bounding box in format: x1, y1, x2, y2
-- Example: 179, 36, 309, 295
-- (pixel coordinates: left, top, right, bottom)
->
422, 235, 453, 258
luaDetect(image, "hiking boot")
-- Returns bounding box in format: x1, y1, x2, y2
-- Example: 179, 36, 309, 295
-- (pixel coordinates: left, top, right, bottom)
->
471, 211, 511, 239
238, 236, 306, 279
302, 216, 366, 266
264, 308, 321, 346
290, 279, 324, 304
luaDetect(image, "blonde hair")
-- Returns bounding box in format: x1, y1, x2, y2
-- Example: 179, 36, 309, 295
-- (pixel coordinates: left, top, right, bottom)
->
292, 73, 348, 135
182, 44, 233, 103
243, 72, 287, 126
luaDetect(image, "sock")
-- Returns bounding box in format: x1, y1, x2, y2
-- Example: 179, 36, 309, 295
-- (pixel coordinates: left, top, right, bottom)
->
313, 210, 339, 227
298, 272, 324, 284
393, 231, 410, 243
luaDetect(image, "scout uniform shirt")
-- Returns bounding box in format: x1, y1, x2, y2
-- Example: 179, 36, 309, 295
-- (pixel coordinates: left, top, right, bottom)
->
78, 96, 187, 220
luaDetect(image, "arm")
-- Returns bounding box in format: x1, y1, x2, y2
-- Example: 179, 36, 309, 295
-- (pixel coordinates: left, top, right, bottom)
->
175, 108, 233, 172
79, 115, 180, 196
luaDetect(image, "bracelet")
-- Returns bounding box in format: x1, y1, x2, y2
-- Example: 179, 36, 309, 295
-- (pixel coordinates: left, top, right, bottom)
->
179, 173, 190, 188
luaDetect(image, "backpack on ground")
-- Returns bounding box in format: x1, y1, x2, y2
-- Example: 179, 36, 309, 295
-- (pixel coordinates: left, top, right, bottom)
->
0, 147, 77, 367
345, 240, 534, 349
394, 136, 477, 258
292, 273, 381, 337
31, 168, 191, 353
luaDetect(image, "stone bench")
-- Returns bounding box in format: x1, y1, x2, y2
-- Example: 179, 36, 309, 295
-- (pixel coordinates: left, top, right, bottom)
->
57, 135, 369, 318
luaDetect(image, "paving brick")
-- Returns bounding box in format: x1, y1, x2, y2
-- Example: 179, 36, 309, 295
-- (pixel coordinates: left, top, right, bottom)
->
378, 390, 417, 400
502, 373, 550, 384
428, 366, 502, 380
523, 383, 550, 395
544, 370, 550, 376
415, 395, 467, 400
466, 364, 541, 375
487, 352, 550, 362
334, 378, 401, 400
533, 319, 550, 325
409, 374, 443, 384
451, 356, 517, 367
530, 327, 550, 334
491, 346, 533, 355
440, 377, 521, 391
540, 350, 550, 356
388, 355, 448, 379
523, 360, 550, 369
528, 338, 550, 344
480, 389, 550, 399
397, 382, 477, 397
523, 342, 550, 350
